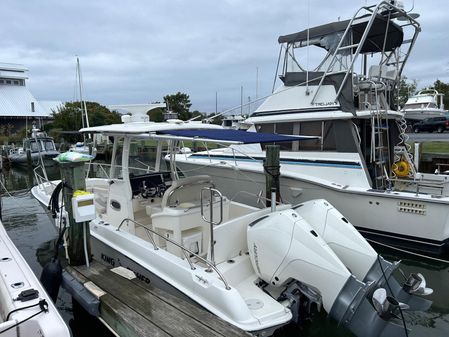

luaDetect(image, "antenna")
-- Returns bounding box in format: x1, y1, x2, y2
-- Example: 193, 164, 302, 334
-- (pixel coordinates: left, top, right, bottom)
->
240, 86, 243, 116
305, 0, 310, 95
256, 66, 259, 101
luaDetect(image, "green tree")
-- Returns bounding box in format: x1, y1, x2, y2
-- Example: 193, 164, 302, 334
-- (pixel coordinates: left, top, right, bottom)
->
398, 77, 417, 108
147, 107, 164, 122
46, 101, 121, 143
163, 92, 192, 120
433, 79, 449, 109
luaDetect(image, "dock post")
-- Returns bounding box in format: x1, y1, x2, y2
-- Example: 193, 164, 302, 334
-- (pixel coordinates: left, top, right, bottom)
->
414, 142, 420, 171
264, 145, 280, 208
26, 149, 32, 167
59, 161, 91, 266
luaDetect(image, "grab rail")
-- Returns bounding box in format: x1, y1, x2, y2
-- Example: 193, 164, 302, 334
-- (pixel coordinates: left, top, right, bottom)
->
201, 187, 223, 268
33, 165, 58, 194
117, 218, 231, 290
389, 177, 446, 196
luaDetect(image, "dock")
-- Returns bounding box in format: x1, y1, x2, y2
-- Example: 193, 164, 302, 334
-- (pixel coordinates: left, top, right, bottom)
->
65, 260, 251, 337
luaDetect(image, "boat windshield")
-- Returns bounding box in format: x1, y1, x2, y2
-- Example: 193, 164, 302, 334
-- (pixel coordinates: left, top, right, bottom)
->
44, 140, 55, 151
30, 141, 41, 152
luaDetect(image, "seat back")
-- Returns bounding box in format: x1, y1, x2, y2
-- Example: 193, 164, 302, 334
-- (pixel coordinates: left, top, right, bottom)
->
161, 175, 214, 209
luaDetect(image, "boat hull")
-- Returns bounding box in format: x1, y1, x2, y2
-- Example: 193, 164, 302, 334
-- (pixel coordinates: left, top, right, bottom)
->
176, 160, 449, 255
0, 221, 70, 337
8, 151, 59, 167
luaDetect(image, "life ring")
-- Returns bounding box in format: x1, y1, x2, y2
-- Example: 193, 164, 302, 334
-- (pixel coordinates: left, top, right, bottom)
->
392, 161, 410, 178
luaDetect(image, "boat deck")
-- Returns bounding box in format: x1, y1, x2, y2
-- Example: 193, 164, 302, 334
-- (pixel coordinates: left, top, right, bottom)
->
66, 260, 251, 337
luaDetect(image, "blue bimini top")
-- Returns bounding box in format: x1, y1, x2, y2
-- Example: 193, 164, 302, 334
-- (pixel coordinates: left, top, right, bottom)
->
157, 129, 317, 144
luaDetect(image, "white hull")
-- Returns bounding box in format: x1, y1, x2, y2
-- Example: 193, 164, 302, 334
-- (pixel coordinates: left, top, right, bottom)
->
175, 158, 449, 254
403, 109, 446, 121
0, 220, 70, 337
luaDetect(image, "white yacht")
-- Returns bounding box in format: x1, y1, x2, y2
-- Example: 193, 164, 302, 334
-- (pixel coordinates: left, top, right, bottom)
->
0, 220, 70, 337
174, 1, 449, 255
31, 114, 432, 336
403, 89, 447, 122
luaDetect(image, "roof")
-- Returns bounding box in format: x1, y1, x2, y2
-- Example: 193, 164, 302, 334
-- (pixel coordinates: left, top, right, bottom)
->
157, 129, 317, 144
107, 103, 166, 115
278, 14, 403, 53
80, 121, 222, 135
0, 85, 52, 117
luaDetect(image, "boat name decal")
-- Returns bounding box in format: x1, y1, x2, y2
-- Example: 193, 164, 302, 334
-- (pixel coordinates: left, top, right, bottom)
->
100, 253, 151, 284
312, 102, 338, 107
252, 243, 261, 275
127, 268, 151, 284
101, 253, 116, 267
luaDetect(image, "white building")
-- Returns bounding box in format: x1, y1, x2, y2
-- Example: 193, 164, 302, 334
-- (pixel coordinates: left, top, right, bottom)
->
0, 62, 62, 133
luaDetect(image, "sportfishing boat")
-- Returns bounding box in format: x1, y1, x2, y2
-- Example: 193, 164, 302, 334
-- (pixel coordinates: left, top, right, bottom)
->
175, 1, 449, 255
31, 113, 432, 336
0, 220, 70, 336
7, 127, 59, 167
403, 89, 447, 123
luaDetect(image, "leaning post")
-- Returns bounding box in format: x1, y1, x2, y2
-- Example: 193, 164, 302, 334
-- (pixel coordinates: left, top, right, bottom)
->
264, 145, 280, 208
59, 161, 91, 266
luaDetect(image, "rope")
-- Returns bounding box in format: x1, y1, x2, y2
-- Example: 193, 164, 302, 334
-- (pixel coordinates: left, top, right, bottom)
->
377, 255, 409, 337
367, 238, 449, 264
1, 300, 48, 335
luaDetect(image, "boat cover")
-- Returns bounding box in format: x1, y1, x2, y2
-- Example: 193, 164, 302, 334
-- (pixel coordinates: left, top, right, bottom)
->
157, 129, 316, 144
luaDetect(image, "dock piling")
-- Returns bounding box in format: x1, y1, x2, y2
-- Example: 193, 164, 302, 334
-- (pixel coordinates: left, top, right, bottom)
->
59, 161, 91, 266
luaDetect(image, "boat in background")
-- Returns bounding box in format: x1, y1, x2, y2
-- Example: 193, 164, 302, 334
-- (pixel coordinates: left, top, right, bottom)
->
7, 127, 59, 167
0, 219, 70, 336
403, 89, 447, 122
175, 1, 449, 255
69, 141, 96, 157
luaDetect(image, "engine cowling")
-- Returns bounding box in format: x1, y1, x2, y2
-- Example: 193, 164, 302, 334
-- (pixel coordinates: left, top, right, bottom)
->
247, 209, 351, 312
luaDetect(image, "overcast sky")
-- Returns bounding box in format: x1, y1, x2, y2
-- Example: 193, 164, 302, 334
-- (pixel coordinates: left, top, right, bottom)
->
1, 0, 448, 113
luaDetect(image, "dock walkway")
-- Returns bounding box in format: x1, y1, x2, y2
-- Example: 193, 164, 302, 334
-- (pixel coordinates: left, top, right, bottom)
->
66, 260, 251, 337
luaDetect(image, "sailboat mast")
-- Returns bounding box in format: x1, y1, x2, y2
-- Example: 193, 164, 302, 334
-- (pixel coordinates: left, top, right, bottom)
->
77, 57, 91, 139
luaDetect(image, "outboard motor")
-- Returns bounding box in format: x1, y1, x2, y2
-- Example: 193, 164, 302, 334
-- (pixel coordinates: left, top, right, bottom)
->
247, 209, 412, 337
295, 199, 433, 311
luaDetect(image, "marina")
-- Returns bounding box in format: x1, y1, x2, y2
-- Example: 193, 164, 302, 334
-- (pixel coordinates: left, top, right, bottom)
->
0, 0, 448, 336
1, 156, 449, 336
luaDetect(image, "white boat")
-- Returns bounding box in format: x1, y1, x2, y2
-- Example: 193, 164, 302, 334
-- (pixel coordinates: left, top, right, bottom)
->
7, 127, 59, 167
0, 220, 70, 336
403, 89, 447, 122
69, 141, 96, 157
174, 1, 449, 255
31, 112, 432, 336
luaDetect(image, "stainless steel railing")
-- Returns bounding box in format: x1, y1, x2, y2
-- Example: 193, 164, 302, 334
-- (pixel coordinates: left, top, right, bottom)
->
117, 218, 231, 290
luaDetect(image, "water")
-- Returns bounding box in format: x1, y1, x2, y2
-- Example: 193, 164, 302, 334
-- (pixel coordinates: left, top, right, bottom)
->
1, 166, 448, 337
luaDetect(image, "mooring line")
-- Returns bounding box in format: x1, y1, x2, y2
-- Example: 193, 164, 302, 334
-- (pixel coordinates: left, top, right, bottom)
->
367, 238, 449, 264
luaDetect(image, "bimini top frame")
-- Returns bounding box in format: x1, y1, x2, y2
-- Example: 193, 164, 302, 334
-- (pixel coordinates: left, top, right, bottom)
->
274, 1, 421, 109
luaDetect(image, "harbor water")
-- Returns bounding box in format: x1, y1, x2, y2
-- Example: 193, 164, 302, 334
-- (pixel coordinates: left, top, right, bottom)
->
1, 166, 448, 337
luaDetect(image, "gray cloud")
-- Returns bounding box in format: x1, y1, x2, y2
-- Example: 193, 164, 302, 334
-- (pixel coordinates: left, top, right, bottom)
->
1, 0, 447, 112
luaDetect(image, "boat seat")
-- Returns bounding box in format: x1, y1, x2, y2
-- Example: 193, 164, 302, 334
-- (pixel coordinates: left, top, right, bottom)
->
161, 175, 214, 209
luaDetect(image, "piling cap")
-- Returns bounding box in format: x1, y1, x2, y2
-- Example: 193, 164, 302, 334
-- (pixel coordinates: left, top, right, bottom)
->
73, 190, 92, 197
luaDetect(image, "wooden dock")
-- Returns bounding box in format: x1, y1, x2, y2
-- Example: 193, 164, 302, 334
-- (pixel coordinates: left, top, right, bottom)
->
66, 260, 251, 337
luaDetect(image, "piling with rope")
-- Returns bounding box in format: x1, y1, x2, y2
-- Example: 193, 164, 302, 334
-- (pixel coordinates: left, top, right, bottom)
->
264, 145, 280, 208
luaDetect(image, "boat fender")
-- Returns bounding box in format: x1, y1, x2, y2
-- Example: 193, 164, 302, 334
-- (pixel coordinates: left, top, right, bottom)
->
40, 257, 62, 303
392, 161, 410, 178
61, 271, 100, 317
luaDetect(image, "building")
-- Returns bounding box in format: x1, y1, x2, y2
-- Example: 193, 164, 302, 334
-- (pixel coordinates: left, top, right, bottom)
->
0, 62, 62, 136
